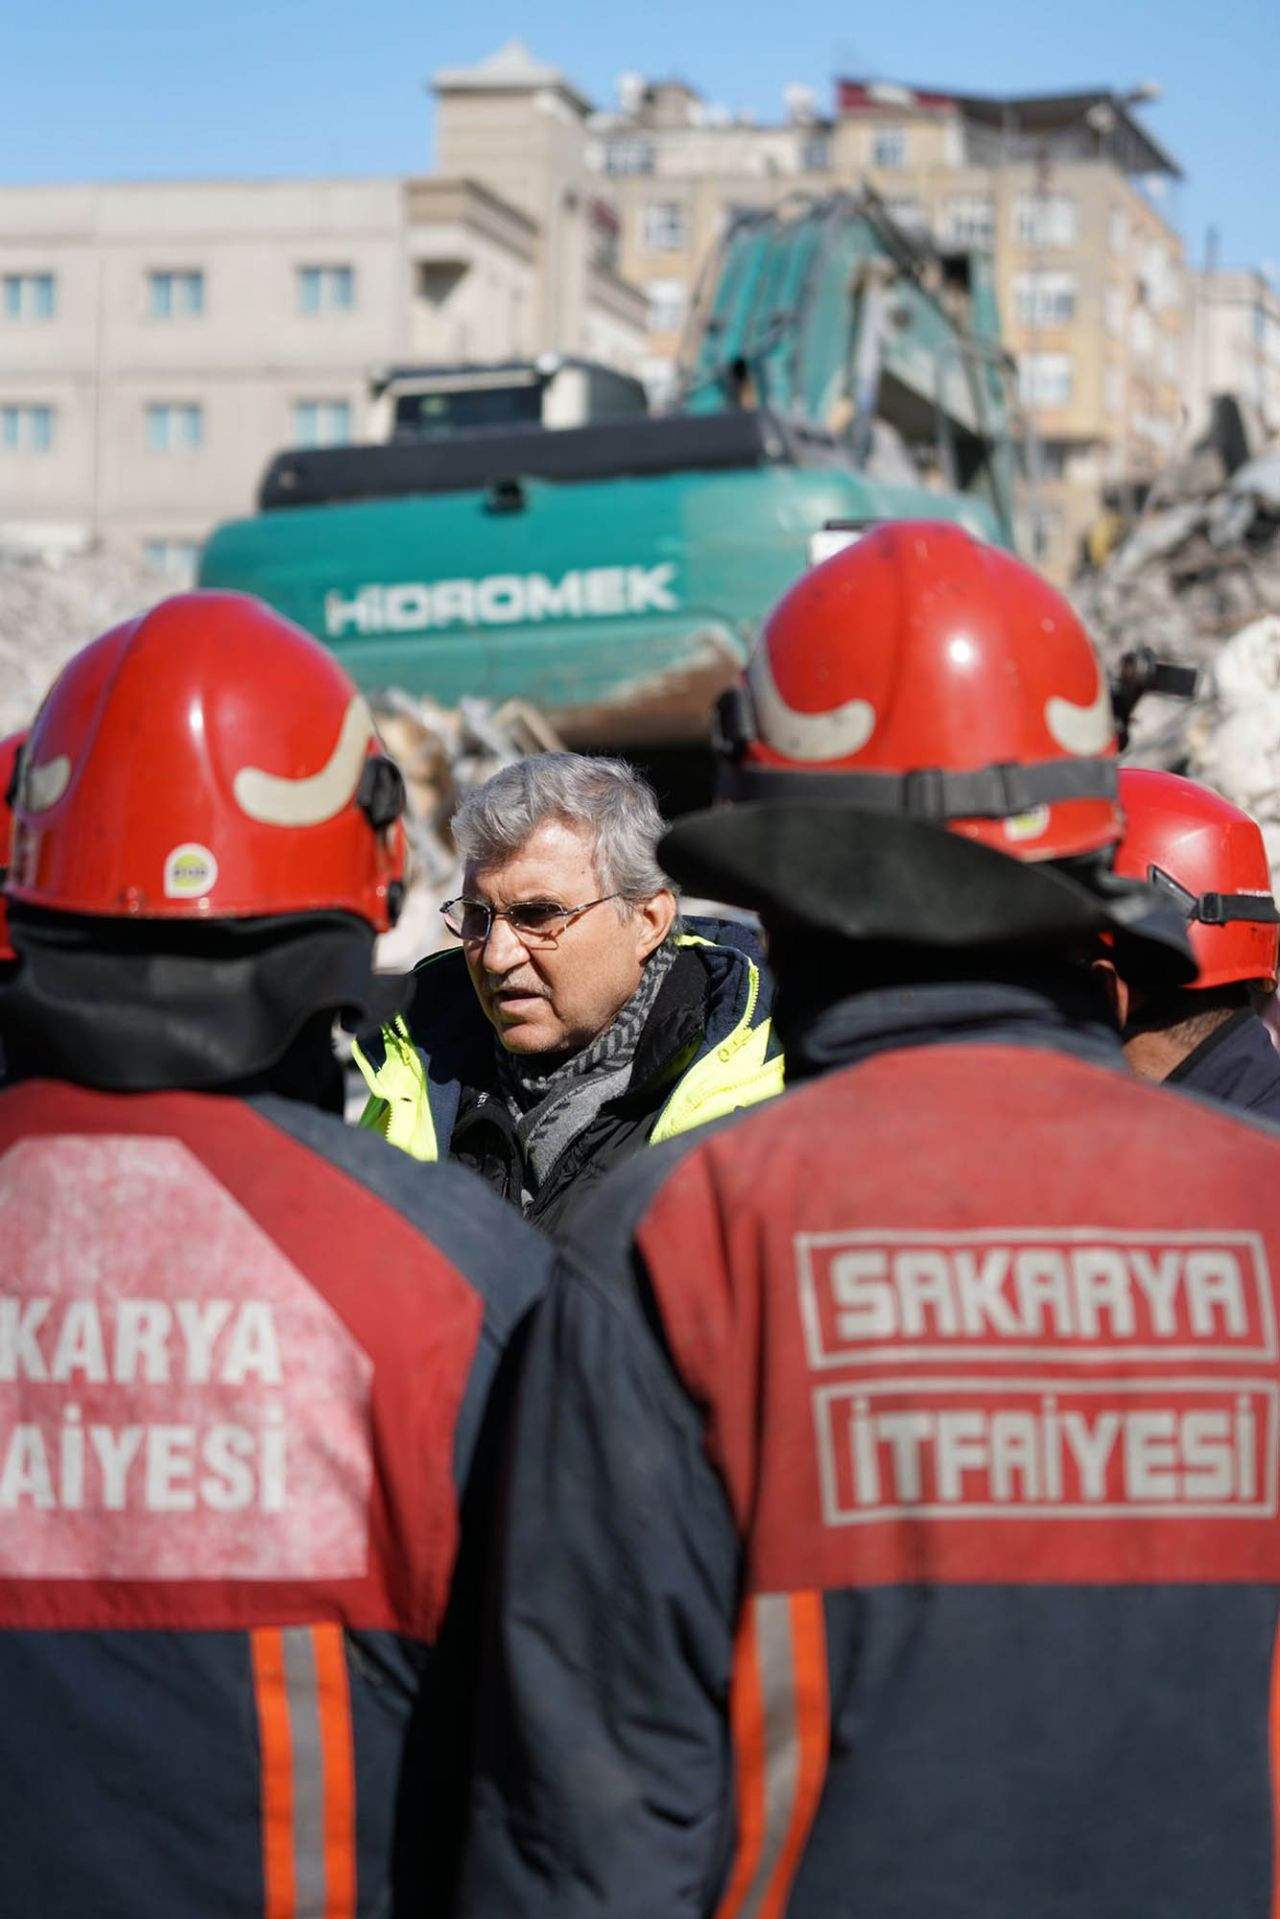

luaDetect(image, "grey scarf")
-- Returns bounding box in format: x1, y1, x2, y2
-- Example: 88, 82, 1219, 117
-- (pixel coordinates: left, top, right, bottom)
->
494, 941, 678, 1195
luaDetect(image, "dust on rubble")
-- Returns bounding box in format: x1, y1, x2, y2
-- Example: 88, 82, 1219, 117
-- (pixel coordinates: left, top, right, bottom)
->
0, 544, 165, 736
1071, 410, 1280, 888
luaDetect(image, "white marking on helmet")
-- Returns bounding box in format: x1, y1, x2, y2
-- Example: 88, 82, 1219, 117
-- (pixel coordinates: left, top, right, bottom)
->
1044, 666, 1111, 756
24, 754, 71, 812
749, 646, 875, 763
233, 694, 373, 827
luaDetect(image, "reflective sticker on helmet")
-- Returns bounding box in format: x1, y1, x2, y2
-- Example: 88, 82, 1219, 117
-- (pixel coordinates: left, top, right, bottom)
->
164, 843, 219, 900
1003, 805, 1051, 843
233, 694, 372, 828
749, 646, 876, 763
24, 755, 71, 813
1045, 667, 1111, 756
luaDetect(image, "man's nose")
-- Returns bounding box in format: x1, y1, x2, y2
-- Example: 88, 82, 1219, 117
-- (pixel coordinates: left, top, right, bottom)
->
479, 914, 527, 970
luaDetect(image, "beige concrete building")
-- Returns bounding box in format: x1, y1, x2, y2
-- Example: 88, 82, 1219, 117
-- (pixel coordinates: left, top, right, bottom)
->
573, 71, 1188, 577
1185, 266, 1280, 440
830, 84, 1186, 576
587, 80, 837, 392
0, 41, 1198, 585
0, 125, 646, 566
433, 42, 644, 369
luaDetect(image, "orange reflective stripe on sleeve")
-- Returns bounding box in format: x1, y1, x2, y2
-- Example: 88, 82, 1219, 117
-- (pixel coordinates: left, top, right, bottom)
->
716, 1599, 768, 1916
715, 1591, 831, 1919
252, 1627, 298, 1919
313, 1623, 357, 1919
252, 1624, 357, 1919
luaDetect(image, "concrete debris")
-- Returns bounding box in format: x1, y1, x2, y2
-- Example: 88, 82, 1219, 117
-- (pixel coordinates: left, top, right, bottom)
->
1073, 427, 1280, 890
1206, 492, 1256, 551
1073, 441, 1280, 695
1185, 615, 1280, 880
1229, 450, 1280, 516
1146, 446, 1227, 511
1102, 502, 1203, 584
370, 692, 563, 971
0, 545, 165, 736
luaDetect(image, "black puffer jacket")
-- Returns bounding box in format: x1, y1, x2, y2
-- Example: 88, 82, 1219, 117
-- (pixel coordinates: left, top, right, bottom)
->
353, 918, 782, 1239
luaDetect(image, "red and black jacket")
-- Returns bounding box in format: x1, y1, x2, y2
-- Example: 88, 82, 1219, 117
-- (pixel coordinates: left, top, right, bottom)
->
460, 980, 1280, 1919
0, 1079, 551, 1918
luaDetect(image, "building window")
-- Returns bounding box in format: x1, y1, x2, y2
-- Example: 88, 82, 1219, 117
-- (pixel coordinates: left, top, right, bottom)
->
588, 198, 621, 273
872, 125, 906, 168
641, 202, 688, 253
1104, 286, 1124, 336
1018, 352, 1074, 410
149, 270, 205, 318
1014, 194, 1077, 249
800, 136, 831, 174
1160, 336, 1179, 381
1036, 440, 1074, 483
1129, 305, 1155, 359
939, 194, 995, 249
1139, 242, 1178, 312
3, 273, 55, 320
1104, 365, 1123, 415
1013, 271, 1077, 327
1109, 206, 1129, 255
143, 539, 200, 580
297, 265, 355, 314
604, 137, 655, 176
645, 279, 687, 334
293, 400, 351, 447
146, 403, 203, 451
0, 403, 53, 451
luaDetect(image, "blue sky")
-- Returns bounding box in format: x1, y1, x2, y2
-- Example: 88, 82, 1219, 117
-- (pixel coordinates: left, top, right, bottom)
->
6, 0, 1276, 271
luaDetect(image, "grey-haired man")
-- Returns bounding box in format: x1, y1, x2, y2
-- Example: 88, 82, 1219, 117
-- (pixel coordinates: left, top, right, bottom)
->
355, 753, 783, 1237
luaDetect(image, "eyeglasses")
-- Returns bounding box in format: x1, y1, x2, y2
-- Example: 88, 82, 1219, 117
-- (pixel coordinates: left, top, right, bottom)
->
440, 893, 624, 948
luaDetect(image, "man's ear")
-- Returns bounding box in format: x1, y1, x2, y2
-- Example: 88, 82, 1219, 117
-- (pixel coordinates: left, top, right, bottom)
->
1090, 954, 1130, 1033
634, 889, 678, 962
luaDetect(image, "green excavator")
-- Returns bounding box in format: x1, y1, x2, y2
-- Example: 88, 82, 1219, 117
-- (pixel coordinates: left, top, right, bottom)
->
199, 190, 1023, 791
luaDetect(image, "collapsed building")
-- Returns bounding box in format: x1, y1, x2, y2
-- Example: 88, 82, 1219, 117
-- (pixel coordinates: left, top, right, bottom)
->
1072, 399, 1280, 881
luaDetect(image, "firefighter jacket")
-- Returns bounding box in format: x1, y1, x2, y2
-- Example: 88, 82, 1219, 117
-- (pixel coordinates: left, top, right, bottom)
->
352, 918, 783, 1237
1166, 1005, 1280, 1123
0, 1077, 551, 1919
458, 977, 1280, 1919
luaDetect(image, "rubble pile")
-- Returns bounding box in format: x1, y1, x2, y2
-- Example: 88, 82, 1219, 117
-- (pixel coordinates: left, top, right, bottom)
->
370, 692, 563, 970
1184, 612, 1280, 878
0, 543, 164, 736
1072, 437, 1280, 887
1074, 446, 1280, 688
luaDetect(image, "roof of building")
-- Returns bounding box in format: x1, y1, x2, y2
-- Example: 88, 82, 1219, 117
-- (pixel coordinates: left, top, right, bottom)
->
432, 40, 593, 116
836, 79, 1182, 179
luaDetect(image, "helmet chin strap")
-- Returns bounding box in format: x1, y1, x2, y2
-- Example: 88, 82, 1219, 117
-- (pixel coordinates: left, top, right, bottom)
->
717, 752, 1118, 817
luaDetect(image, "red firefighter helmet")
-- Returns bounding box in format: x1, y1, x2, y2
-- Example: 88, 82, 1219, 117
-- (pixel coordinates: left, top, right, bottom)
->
1114, 769, 1279, 991
0, 730, 27, 964
8, 592, 405, 930
714, 521, 1120, 862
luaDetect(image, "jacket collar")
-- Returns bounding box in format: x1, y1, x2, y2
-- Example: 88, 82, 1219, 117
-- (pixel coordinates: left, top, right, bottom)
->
1166, 1007, 1280, 1115
378, 916, 765, 1078
781, 974, 1125, 1085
